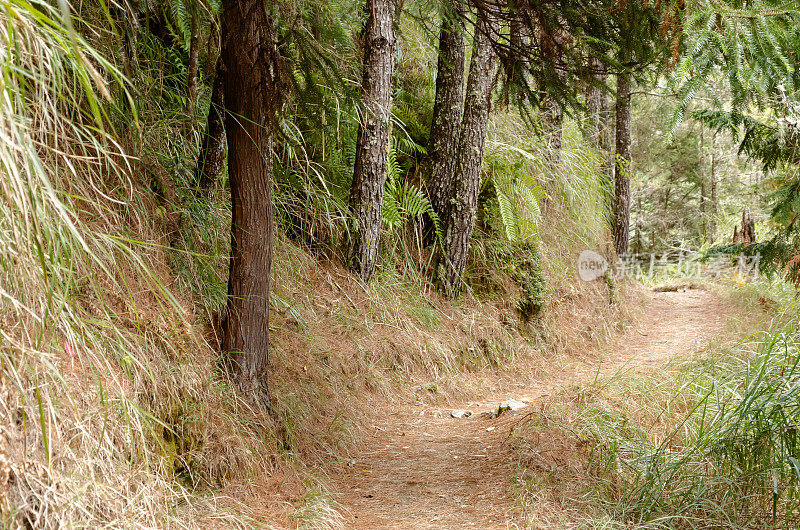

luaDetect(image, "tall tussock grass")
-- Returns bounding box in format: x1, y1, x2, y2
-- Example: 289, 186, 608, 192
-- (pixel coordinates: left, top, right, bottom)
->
515, 294, 800, 528
0, 3, 278, 527
620, 325, 800, 528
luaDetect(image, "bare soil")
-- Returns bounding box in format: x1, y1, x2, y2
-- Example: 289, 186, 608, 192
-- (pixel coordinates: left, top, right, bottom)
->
331, 288, 729, 529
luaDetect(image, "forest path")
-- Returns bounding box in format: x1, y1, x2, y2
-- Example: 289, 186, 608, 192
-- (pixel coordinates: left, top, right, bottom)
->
330, 288, 729, 529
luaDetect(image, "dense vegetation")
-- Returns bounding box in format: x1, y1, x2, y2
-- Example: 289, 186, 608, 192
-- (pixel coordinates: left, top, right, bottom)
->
1, 0, 800, 527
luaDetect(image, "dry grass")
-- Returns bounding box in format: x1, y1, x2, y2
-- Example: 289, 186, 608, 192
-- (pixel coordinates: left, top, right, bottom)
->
0, 3, 632, 528
0, 3, 289, 527
508, 280, 790, 528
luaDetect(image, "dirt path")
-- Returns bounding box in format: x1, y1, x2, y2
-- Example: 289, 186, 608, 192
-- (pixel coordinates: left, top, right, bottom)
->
332, 289, 729, 529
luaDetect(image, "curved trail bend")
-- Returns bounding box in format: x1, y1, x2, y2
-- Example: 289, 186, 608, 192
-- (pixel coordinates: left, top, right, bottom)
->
332, 289, 729, 529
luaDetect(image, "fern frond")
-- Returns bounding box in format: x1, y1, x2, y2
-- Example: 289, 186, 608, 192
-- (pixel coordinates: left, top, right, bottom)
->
496, 188, 518, 241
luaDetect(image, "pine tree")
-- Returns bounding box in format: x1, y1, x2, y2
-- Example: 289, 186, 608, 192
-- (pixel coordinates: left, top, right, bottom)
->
347, 0, 398, 283
220, 0, 286, 405
436, 12, 497, 299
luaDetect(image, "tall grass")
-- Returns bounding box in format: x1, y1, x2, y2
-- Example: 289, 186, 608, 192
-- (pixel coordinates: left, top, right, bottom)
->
616, 324, 800, 528
0, 2, 278, 527
515, 293, 800, 528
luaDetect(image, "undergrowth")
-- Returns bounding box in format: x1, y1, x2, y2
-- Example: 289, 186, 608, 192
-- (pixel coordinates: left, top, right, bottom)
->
0, 1, 623, 527
512, 279, 800, 529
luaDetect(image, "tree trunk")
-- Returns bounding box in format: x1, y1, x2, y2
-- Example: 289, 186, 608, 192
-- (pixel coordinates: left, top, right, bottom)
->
586, 57, 602, 147
733, 210, 756, 243
613, 67, 632, 256
700, 129, 707, 240
710, 132, 718, 240
187, 0, 201, 114
220, 0, 284, 405
435, 15, 497, 299
197, 58, 226, 191
542, 94, 563, 154
700, 178, 707, 240
347, 0, 397, 283
425, 2, 465, 224
598, 69, 614, 212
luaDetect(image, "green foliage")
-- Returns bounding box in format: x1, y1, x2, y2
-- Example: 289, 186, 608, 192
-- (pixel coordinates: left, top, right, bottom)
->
483, 141, 546, 242
694, 105, 800, 280
703, 237, 799, 281
620, 325, 800, 527
669, 0, 800, 137
482, 239, 547, 321
513, 245, 547, 321
664, 1, 800, 278
383, 179, 440, 240
279, 0, 360, 122
631, 97, 707, 251
694, 109, 800, 172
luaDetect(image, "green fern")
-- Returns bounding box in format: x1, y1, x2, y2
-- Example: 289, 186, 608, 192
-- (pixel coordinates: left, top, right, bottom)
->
484, 140, 546, 242
381, 141, 441, 242
496, 188, 518, 241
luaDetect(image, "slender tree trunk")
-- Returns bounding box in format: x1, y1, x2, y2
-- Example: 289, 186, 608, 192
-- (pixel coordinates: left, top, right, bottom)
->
435, 15, 497, 299
700, 178, 707, 240
543, 94, 563, 154
347, 0, 397, 283
700, 129, 707, 240
598, 69, 614, 213
187, 0, 201, 114
425, 2, 465, 223
710, 132, 718, 240
220, 0, 284, 405
613, 67, 632, 256
636, 194, 643, 253
586, 57, 602, 147
197, 58, 226, 191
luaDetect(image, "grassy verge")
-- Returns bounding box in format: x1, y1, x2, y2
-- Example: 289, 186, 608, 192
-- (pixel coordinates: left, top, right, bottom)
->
511, 279, 800, 529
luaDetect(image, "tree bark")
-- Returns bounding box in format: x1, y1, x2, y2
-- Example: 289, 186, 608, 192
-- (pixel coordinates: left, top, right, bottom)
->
542, 94, 563, 154
347, 0, 397, 283
220, 0, 284, 404
586, 57, 602, 147
733, 210, 756, 243
425, 2, 465, 223
435, 14, 497, 299
613, 67, 632, 256
598, 69, 614, 211
710, 132, 718, 240
187, 0, 201, 114
197, 58, 226, 191
700, 128, 707, 239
